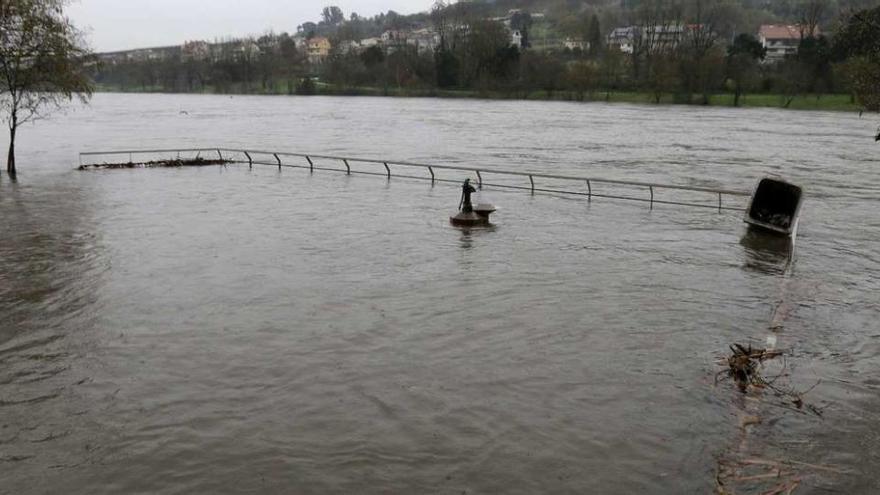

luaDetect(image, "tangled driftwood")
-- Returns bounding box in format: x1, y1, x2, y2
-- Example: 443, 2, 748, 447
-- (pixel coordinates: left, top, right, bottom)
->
719, 344, 784, 393
78, 157, 231, 170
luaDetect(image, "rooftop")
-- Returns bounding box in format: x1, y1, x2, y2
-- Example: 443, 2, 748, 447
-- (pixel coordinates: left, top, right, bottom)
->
759, 24, 819, 40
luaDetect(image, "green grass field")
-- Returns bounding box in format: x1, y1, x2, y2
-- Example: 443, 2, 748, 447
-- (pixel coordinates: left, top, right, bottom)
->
95, 82, 863, 113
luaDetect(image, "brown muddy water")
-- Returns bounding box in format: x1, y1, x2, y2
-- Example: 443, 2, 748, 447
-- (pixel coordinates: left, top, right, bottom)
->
1, 94, 878, 494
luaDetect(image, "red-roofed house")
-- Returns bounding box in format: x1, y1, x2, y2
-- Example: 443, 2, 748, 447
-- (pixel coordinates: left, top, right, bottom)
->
758, 25, 819, 63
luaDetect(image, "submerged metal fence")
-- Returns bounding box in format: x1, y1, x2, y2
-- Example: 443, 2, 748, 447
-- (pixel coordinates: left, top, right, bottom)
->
78, 147, 752, 212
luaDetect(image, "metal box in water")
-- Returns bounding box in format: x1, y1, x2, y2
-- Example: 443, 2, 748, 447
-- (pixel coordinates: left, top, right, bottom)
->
744, 178, 803, 237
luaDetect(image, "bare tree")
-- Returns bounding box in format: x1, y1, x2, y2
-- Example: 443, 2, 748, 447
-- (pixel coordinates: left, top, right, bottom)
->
683, 0, 733, 104
631, 0, 683, 93
798, 0, 826, 38
431, 1, 451, 50
1, 0, 92, 176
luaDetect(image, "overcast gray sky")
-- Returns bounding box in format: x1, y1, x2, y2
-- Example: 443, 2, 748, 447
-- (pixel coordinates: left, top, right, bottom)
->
67, 0, 430, 52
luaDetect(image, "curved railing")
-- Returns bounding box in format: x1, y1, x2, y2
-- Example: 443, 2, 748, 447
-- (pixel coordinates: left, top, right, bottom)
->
79, 147, 752, 212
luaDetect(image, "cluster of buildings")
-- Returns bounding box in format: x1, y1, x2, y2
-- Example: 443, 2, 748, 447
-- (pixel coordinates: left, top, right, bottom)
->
605, 23, 819, 63
97, 15, 819, 69
302, 27, 443, 64
302, 9, 539, 64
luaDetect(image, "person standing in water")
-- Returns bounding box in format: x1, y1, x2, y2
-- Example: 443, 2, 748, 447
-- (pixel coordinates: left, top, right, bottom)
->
459, 178, 476, 213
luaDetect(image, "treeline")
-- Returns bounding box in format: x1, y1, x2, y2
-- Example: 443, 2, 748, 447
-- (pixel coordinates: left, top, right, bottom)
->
94, 1, 880, 112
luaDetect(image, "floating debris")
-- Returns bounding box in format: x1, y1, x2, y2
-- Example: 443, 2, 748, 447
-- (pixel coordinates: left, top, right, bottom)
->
717, 344, 823, 416
720, 343, 784, 393
78, 157, 231, 170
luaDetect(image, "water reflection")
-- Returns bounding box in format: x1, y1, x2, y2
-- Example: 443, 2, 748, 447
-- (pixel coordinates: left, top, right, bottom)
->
0, 177, 105, 345
0, 176, 107, 484
739, 228, 794, 274
455, 225, 497, 250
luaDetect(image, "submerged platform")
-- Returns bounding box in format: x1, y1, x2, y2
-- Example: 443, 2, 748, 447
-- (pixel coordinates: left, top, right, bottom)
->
451, 204, 496, 227
450, 211, 491, 227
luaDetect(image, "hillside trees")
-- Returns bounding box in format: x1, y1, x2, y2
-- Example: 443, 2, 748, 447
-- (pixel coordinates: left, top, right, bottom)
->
834, 5, 880, 120
461, 20, 515, 86
321, 6, 345, 26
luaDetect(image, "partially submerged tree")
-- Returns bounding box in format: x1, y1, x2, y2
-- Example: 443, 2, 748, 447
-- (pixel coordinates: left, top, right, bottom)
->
1, 0, 93, 176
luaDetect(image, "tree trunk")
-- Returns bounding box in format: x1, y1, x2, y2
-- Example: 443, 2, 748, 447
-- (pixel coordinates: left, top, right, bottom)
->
7, 124, 16, 176
733, 88, 741, 107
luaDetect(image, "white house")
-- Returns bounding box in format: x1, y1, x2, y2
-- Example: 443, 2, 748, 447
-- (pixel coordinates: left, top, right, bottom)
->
758, 24, 817, 63
408, 28, 441, 54
563, 38, 589, 51
360, 37, 381, 49
607, 26, 637, 54
381, 30, 407, 44
337, 39, 361, 54
511, 29, 523, 48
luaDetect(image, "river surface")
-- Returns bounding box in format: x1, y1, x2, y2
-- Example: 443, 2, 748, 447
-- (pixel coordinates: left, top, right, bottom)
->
1, 94, 878, 494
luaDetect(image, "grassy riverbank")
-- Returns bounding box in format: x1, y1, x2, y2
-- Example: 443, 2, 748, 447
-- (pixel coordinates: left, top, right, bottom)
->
95, 83, 862, 112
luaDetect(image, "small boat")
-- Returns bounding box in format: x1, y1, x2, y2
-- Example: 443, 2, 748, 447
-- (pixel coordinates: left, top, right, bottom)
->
744, 178, 803, 237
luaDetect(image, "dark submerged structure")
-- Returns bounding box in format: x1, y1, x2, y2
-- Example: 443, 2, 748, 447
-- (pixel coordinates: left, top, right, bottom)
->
744, 178, 803, 237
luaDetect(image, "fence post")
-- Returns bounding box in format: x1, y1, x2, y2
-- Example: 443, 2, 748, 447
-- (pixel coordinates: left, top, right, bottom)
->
718, 193, 722, 213
274, 153, 282, 170
305, 155, 313, 172
343, 159, 351, 175
216, 149, 223, 160
428, 166, 435, 185
244, 151, 252, 169
383, 162, 391, 179
529, 175, 535, 194
587, 180, 592, 201
476, 170, 483, 190
649, 186, 654, 210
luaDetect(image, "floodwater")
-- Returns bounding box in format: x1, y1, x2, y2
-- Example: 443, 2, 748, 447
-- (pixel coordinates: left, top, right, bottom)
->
1, 94, 878, 494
